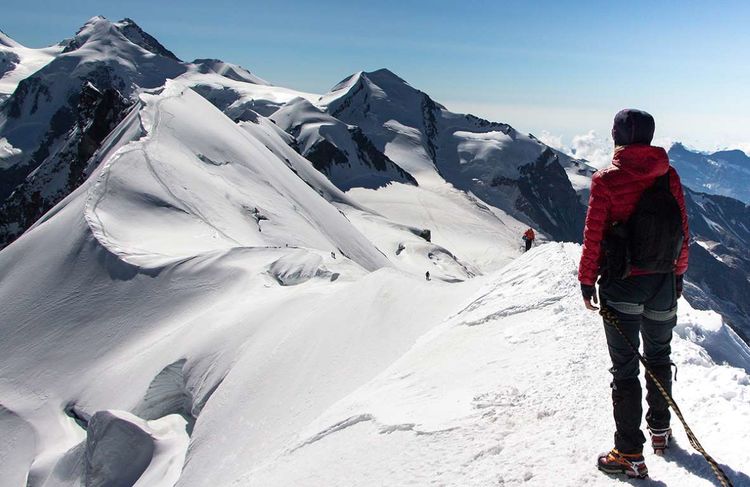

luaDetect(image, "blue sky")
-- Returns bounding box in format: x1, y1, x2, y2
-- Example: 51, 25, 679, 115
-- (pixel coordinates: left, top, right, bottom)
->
3, 0, 749, 152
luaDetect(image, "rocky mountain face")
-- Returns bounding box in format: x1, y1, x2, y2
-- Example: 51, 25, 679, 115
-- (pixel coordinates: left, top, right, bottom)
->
0, 16, 186, 247
0, 82, 131, 243
682, 188, 750, 341
669, 142, 750, 203
271, 97, 418, 190
311, 69, 591, 242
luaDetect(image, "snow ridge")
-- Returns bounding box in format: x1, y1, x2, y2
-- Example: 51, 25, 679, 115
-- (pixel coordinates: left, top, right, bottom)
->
244, 243, 750, 487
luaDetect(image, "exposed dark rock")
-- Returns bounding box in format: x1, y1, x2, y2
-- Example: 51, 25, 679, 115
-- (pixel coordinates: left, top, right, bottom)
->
329, 74, 366, 119
682, 187, 750, 340
421, 95, 440, 161
349, 127, 417, 186
514, 148, 586, 243
6, 76, 52, 118
305, 138, 349, 173
116, 18, 181, 61
0, 50, 20, 79
0, 81, 131, 248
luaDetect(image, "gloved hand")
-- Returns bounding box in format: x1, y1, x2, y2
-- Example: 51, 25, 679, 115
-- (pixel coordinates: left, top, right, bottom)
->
581, 283, 598, 310
676, 274, 684, 298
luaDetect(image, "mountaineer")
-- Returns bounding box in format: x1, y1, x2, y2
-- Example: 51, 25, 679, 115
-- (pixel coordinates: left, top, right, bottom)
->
579, 109, 689, 479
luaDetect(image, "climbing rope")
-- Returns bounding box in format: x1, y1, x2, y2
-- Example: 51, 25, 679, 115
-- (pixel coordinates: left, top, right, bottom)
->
600, 306, 734, 487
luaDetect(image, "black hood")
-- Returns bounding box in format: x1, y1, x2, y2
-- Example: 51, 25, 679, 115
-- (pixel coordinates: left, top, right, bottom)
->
612, 109, 655, 146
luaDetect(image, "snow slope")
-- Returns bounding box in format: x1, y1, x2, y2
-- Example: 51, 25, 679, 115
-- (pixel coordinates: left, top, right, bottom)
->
345, 181, 530, 274
2, 174, 749, 487
246, 243, 750, 487
0, 30, 61, 103
176, 65, 319, 119
84, 81, 388, 270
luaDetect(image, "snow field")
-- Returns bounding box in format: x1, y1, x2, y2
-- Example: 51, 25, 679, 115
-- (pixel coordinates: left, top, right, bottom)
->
245, 243, 750, 486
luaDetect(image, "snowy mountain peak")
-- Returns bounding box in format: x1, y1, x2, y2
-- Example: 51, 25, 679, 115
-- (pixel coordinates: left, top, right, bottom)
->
669, 142, 698, 156
670, 142, 747, 163
361, 68, 416, 94
60, 16, 180, 62
113, 17, 181, 61
61, 16, 133, 53
321, 68, 445, 115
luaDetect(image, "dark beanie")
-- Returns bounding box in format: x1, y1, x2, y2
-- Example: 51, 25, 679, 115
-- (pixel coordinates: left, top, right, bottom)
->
612, 109, 655, 146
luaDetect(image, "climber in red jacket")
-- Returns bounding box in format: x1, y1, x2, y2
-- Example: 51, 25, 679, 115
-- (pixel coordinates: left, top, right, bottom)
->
522, 228, 535, 252
579, 109, 689, 479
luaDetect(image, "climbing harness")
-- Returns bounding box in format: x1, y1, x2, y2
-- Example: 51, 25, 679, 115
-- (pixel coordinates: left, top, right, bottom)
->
600, 306, 734, 487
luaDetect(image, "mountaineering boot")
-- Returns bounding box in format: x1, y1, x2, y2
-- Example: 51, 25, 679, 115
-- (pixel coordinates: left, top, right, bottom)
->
649, 426, 672, 455
597, 449, 648, 479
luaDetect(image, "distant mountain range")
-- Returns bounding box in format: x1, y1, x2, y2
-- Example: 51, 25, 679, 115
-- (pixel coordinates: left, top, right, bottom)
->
669, 142, 750, 203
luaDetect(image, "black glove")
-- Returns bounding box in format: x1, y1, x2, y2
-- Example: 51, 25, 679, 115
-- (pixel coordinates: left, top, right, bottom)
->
676, 274, 684, 298
581, 283, 598, 310
581, 283, 596, 301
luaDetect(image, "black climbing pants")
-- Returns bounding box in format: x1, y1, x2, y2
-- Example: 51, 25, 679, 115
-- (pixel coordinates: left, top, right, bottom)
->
525, 239, 532, 252
598, 272, 677, 454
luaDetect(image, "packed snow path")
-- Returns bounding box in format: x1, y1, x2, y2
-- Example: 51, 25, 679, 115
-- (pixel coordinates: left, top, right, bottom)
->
244, 244, 750, 487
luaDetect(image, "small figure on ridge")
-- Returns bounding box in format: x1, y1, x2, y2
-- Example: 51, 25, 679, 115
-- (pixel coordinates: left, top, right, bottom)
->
522, 228, 535, 252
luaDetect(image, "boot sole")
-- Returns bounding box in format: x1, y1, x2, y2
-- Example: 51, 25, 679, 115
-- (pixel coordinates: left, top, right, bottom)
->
597, 464, 649, 479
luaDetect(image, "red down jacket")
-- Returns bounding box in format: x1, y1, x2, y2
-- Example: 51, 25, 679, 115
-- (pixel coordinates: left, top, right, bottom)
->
578, 144, 689, 286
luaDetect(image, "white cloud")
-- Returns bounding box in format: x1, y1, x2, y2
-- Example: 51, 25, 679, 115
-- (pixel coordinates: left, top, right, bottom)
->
534, 130, 613, 170
536, 131, 564, 151
569, 131, 613, 169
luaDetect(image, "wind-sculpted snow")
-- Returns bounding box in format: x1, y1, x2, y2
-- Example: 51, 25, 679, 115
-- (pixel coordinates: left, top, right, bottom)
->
346, 182, 530, 273
268, 251, 339, 286
245, 243, 750, 486
83, 82, 390, 271
0, 405, 36, 485
2, 186, 749, 487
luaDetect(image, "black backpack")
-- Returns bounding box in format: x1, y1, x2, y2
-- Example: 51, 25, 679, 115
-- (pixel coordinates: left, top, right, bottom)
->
603, 172, 684, 279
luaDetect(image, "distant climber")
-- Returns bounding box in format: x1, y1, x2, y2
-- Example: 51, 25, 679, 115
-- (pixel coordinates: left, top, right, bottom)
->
331, 251, 336, 259
522, 228, 535, 252
425, 271, 430, 281
579, 109, 689, 479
